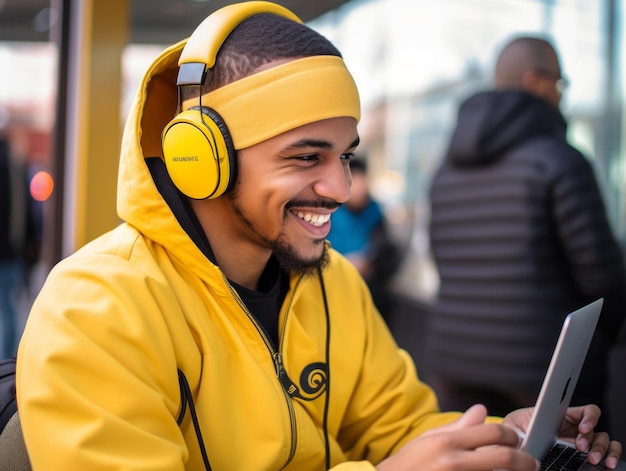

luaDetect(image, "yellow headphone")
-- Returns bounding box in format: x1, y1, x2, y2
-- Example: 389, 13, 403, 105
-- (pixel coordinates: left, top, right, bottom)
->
161, 2, 302, 200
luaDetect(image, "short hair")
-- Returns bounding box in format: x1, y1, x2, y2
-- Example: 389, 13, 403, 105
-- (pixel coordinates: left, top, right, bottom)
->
494, 36, 560, 88
181, 13, 342, 101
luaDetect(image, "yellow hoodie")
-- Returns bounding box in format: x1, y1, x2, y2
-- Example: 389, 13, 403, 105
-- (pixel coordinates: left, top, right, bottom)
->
17, 39, 460, 470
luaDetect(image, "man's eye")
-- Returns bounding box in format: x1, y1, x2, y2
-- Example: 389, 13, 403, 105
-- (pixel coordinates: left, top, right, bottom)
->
297, 154, 318, 162
341, 152, 355, 161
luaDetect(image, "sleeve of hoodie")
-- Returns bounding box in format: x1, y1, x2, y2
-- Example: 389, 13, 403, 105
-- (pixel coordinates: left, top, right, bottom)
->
550, 146, 626, 342
17, 249, 190, 471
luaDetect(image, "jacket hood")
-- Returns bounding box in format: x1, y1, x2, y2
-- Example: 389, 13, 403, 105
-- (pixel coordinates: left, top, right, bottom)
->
116, 39, 216, 271
445, 90, 567, 167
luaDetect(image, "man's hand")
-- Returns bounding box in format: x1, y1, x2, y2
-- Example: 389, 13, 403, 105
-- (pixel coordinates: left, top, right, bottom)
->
376, 405, 539, 471
503, 404, 623, 469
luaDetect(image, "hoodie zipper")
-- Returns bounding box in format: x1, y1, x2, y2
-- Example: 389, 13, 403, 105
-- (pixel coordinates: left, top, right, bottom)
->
223, 274, 300, 468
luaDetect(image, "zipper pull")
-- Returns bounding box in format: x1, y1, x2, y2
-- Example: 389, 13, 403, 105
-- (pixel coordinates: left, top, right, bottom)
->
273, 352, 300, 398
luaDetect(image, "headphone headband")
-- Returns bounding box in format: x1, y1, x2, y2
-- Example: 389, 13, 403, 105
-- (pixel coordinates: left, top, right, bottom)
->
162, 2, 357, 200
177, 1, 302, 85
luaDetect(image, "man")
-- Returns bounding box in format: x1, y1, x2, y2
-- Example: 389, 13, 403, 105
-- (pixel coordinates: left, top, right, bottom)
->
427, 35, 626, 430
327, 157, 401, 322
0, 135, 39, 358
17, 7, 621, 470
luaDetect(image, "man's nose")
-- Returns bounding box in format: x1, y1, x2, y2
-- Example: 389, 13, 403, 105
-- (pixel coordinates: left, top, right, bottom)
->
313, 160, 351, 204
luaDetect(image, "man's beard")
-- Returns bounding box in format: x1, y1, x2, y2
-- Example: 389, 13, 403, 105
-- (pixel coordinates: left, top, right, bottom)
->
228, 190, 331, 276
269, 232, 330, 276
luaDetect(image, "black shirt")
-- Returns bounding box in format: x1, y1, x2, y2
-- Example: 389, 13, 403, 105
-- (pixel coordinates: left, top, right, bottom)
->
229, 256, 289, 348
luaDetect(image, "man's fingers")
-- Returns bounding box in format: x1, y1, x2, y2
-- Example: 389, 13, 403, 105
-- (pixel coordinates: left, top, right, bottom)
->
478, 445, 539, 471
443, 442, 538, 471
602, 440, 623, 469
587, 434, 621, 467
563, 405, 600, 436
437, 423, 523, 451
421, 404, 489, 438
454, 404, 489, 428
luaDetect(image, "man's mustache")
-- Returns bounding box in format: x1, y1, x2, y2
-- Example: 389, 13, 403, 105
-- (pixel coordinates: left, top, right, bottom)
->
285, 199, 340, 211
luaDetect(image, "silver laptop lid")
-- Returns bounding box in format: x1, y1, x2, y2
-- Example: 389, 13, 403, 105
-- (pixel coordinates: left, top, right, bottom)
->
520, 298, 604, 459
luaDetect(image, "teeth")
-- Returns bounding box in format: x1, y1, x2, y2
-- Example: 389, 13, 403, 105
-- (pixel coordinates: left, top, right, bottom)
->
296, 211, 330, 227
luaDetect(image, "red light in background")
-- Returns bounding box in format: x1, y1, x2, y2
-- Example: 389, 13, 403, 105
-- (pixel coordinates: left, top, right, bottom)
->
30, 170, 54, 202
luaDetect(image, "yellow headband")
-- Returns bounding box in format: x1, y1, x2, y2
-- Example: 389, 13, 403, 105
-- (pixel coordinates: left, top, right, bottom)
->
196, 55, 361, 150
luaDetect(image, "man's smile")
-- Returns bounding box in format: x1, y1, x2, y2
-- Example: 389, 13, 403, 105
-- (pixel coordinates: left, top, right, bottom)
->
294, 211, 331, 227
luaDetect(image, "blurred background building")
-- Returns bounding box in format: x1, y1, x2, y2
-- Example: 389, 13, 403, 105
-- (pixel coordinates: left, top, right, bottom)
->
1, 0, 625, 440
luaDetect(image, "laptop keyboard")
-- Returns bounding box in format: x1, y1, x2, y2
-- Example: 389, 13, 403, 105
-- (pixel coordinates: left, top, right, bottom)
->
540, 443, 588, 471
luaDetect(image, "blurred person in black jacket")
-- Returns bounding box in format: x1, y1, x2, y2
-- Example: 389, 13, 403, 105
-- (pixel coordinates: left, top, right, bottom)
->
327, 157, 401, 323
427, 36, 626, 432
0, 134, 40, 358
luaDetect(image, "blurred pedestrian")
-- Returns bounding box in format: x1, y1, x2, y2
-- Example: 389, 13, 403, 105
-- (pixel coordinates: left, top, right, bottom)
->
0, 134, 40, 358
427, 36, 626, 431
327, 157, 401, 322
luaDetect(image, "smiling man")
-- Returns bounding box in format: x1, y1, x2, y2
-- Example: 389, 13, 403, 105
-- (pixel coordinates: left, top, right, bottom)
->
15, 3, 622, 471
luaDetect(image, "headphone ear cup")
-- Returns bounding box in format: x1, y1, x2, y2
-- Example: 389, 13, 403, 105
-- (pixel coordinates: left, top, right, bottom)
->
198, 106, 237, 194
161, 106, 236, 199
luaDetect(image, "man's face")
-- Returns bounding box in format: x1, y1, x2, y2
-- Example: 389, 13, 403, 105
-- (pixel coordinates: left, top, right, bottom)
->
226, 116, 359, 275
531, 66, 566, 109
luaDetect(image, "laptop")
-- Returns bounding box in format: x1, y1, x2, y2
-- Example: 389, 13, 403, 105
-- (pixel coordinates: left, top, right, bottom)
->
517, 298, 626, 471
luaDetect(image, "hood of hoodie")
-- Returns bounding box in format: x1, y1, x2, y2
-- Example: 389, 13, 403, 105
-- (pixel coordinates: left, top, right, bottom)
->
445, 90, 567, 167
115, 39, 219, 274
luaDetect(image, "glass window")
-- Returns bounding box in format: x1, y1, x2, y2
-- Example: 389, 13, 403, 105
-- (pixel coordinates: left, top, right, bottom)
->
312, 0, 625, 300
